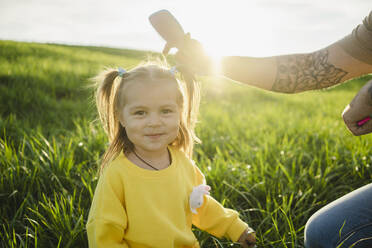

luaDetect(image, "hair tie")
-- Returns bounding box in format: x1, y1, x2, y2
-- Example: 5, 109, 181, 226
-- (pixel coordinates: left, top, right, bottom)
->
170, 66, 178, 76
118, 67, 127, 77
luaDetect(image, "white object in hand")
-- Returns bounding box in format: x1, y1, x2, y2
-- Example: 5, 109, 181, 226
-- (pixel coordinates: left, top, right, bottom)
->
149, 9, 185, 48
189, 184, 211, 214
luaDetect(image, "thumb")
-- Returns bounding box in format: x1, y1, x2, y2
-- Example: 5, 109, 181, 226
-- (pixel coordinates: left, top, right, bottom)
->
162, 42, 172, 55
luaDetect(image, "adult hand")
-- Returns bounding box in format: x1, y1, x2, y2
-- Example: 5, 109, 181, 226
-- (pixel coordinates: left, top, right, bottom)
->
163, 33, 215, 75
342, 79, 372, 136
237, 227, 256, 248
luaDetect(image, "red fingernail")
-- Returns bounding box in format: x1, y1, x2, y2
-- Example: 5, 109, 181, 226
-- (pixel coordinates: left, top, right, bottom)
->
357, 116, 371, 126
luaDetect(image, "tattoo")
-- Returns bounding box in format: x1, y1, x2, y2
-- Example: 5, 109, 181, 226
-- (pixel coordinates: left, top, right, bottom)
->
272, 50, 348, 93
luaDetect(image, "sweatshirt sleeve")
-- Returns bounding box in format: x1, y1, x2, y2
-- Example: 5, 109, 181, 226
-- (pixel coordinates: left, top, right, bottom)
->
191, 164, 249, 242
86, 165, 129, 248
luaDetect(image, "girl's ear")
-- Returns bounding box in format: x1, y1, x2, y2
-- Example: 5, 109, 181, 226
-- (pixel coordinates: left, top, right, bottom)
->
117, 109, 126, 128
119, 117, 126, 128
119, 120, 125, 128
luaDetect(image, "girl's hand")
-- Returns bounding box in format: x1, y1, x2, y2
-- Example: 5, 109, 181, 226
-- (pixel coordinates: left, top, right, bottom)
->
238, 227, 256, 248
342, 79, 372, 136
163, 33, 215, 76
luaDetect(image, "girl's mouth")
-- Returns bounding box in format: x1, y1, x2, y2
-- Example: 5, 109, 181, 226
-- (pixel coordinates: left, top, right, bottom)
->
146, 133, 164, 138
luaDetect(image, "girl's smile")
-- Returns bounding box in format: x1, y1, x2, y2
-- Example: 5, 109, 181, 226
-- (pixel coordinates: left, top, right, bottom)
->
146, 133, 165, 138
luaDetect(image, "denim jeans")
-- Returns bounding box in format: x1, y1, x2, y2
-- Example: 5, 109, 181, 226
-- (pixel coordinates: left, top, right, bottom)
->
304, 183, 372, 248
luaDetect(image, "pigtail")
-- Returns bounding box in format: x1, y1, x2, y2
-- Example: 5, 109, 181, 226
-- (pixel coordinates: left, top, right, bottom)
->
94, 69, 119, 141
176, 65, 201, 158
92, 68, 130, 172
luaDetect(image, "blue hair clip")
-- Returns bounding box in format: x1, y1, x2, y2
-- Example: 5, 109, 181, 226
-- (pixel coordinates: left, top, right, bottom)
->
170, 66, 178, 76
117, 67, 127, 77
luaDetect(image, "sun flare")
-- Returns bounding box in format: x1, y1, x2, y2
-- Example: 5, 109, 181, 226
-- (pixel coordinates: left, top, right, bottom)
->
180, 2, 277, 57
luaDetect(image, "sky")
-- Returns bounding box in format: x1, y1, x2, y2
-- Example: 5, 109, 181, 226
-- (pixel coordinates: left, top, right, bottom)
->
0, 0, 370, 56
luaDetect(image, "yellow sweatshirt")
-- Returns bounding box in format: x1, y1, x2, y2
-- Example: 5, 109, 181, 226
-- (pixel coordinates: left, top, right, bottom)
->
86, 146, 249, 248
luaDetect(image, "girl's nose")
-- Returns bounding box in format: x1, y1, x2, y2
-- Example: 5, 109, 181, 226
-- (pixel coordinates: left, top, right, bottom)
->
147, 113, 162, 126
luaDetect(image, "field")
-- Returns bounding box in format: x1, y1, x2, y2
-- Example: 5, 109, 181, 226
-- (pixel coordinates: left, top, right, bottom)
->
1, 40, 371, 247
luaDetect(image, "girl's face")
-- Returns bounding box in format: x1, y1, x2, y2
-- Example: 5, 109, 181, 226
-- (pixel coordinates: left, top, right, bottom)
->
119, 79, 181, 156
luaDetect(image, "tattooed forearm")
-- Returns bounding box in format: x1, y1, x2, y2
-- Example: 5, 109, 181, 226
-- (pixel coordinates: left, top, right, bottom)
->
271, 49, 348, 93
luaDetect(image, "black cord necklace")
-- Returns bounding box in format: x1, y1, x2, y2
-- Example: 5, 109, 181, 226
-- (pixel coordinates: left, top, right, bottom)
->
132, 149, 171, 171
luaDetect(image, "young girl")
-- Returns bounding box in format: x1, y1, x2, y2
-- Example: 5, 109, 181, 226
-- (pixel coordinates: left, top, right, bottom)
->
86, 61, 256, 248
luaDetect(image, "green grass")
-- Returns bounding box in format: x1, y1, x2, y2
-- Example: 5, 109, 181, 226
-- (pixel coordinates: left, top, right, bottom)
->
1, 40, 372, 247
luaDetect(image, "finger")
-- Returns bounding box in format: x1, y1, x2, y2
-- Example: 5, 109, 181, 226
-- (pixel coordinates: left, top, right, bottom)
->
352, 118, 372, 136
343, 105, 372, 135
342, 104, 365, 124
342, 105, 366, 134
342, 106, 357, 135
175, 50, 188, 64
240, 241, 248, 248
162, 43, 171, 55
178, 32, 190, 51
343, 120, 359, 136
175, 51, 196, 70
247, 243, 256, 248
245, 239, 256, 248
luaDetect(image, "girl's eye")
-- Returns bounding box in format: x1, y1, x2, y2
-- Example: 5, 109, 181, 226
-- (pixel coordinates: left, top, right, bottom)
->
162, 109, 173, 114
134, 110, 145, 116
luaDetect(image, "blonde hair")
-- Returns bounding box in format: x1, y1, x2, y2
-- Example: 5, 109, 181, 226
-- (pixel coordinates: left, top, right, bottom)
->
92, 61, 200, 171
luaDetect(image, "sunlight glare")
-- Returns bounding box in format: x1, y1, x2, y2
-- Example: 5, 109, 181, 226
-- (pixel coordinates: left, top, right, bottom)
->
182, 2, 277, 57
